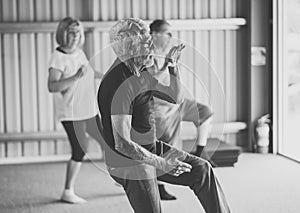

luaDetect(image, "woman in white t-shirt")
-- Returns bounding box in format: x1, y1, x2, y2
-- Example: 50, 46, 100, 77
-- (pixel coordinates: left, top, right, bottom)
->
48, 17, 104, 204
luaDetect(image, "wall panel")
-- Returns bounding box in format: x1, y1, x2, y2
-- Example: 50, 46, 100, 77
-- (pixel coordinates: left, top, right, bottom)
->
67, 0, 90, 20
2, 0, 17, 22
0, 0, 2, 21
17, 0, 38, 157
36, 33, 56, 156
178, 0, 193, 19
34, 0, 51, 21
194, 31, 210, 105
137, 0, 147, 19
18, 0, 34, 21
19, 33, 39, 156
162, 0, 171, 19
148, 0, 163, 20
178, 31, 195, 99
116, 0, 131, 20
2, 0, 21, 158
98, 0, 108, 21
201, 0, 210, 18
3, 34, 22, 157
51, 0, 67, 21
0, 34, 5, 158
35, 0, 55, 156
170, 0, 179, 19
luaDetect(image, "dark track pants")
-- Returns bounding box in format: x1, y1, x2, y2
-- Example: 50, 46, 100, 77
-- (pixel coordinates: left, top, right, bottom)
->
108, 141, 231, 213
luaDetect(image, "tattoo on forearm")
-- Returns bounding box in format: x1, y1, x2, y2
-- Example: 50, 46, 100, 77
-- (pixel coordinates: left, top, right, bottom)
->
157, 140, 188, 161
114, 135, 165, 169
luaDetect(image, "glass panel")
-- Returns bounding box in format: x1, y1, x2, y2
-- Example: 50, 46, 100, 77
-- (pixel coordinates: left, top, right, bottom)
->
282, 0, 300, 161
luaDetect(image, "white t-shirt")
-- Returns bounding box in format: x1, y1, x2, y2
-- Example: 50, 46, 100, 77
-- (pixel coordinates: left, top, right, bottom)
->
49, 48, 98, 121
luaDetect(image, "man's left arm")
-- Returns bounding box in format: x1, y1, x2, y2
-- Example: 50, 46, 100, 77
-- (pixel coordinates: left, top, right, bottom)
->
152, 43, 185, 104
152, 65, 184, 104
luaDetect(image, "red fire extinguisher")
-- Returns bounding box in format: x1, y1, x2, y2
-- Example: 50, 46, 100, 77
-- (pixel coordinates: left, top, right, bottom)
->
256, 114, 271, 154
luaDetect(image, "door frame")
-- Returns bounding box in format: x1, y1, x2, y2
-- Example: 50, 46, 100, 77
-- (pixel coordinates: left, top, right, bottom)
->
273, 0, 283, 155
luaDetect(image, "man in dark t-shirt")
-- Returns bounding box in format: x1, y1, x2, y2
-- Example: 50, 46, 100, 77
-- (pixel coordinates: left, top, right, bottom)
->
97, 18, 231, 213
98, 58, 164, 167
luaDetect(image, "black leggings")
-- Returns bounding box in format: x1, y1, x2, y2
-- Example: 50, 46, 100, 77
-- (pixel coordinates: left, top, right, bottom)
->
61, 115, 104, 162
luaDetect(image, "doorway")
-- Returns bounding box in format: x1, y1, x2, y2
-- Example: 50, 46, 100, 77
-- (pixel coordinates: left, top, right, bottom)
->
276, 0, 300, 162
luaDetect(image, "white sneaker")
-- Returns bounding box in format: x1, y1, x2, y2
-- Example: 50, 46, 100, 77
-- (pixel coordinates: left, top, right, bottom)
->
61, 189, 87, 204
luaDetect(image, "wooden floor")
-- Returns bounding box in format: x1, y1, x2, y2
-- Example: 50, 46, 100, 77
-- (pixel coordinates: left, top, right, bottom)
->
0, 153, 300, 213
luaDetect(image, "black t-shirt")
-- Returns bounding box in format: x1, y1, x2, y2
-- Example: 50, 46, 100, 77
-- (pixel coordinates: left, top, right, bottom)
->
98, 59, 160, 167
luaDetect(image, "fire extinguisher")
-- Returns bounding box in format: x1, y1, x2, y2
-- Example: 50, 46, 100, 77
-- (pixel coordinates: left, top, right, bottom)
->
255, 114, 271, 154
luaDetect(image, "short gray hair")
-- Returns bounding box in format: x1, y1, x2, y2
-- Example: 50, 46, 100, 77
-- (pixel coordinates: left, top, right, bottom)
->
109, 18, 153, 61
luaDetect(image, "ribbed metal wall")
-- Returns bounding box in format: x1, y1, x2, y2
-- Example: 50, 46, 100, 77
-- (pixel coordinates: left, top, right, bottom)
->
0, 0, 245, 162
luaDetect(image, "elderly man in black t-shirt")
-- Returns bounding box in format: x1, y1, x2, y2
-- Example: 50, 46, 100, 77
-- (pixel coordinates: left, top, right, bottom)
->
97, 18, 230, 213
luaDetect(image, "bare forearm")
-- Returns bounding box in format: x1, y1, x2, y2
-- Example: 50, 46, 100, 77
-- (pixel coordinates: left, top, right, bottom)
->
48, 75, 77, 93
156, 140, 187, 161
111, 114, 191, 176
115, 138, 166, 169
168, 66, 183, 103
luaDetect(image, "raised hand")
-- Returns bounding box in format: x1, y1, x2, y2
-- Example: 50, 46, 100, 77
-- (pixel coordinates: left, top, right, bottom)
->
163, 43, 186, 68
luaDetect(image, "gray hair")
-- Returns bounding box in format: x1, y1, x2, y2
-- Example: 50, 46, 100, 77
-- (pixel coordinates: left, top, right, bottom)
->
109, 18, 153, 75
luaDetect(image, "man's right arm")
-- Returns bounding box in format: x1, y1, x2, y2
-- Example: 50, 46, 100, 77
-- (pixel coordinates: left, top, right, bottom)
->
111, 114, 166, 167
111, 114, 191, 176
